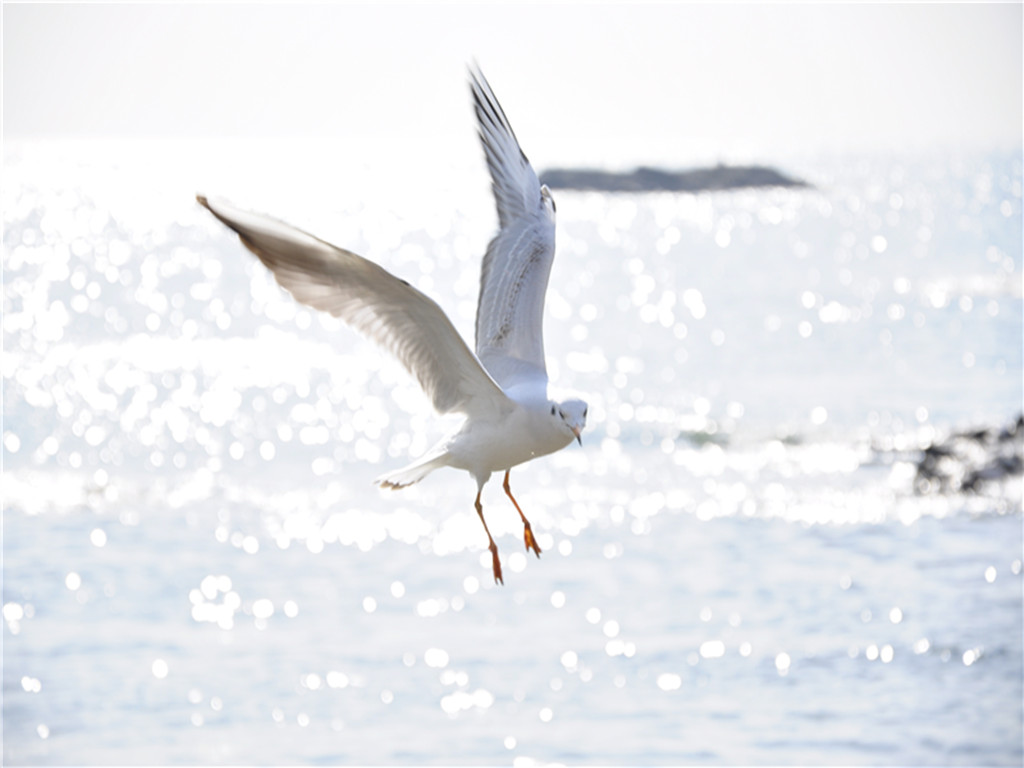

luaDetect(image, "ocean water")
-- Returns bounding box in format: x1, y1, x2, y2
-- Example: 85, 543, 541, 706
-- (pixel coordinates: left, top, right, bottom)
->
3, 140, 1022, 766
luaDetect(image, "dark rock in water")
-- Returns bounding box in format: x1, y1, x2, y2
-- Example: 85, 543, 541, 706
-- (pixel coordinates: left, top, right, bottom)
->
677, 427, 729, 448
914, 414, 1023, 495
538, 165, 809, 193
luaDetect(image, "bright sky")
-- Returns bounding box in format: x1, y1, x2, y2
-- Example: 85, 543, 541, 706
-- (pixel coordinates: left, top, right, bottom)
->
3, 2, 1022, 164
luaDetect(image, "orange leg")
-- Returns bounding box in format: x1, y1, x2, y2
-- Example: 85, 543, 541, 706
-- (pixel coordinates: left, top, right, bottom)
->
503, 470, 541, 558
474, 490, 503, 584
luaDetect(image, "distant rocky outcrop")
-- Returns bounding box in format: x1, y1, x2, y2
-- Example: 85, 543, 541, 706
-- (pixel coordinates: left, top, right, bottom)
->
914, 415, 1023, 495
539, 165, 809, 193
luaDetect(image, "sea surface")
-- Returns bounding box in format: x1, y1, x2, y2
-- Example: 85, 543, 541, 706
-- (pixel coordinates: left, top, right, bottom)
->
3, 140, 1022, 766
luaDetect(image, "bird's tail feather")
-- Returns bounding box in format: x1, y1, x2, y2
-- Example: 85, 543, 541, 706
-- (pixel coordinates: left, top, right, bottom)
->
375, 451, 450, 490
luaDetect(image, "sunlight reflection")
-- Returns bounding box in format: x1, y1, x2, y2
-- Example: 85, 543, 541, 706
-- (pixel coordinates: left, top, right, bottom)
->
775, 653, 791, 676
189, 575, 240, 630
440, 689, 494, 716
151, 659, 169, 679
656, 673, 682, 692
424, 648, 449, 669
699, 640, 726, 659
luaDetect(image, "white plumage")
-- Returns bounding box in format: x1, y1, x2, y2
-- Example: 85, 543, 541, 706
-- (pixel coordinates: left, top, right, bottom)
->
471, 68, 557, 390
197, 66, 587, 583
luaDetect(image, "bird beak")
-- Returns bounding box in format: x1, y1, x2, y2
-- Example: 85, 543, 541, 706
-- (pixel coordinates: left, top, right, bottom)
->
572, 427, 582, 446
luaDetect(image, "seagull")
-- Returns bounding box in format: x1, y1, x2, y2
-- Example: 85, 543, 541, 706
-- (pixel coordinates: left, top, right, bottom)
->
196, 66, 587, 584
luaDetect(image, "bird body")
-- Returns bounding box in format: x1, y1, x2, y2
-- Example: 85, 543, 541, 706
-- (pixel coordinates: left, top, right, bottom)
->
197, 66, 587, 583
379, 383, 582, 491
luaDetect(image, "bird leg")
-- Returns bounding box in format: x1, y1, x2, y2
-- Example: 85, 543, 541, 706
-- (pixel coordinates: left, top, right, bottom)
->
503, 470, 542, 558
474, 490, 503, 585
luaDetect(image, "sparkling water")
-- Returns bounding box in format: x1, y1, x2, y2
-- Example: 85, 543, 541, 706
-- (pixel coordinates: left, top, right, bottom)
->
3, 141, 1021, 765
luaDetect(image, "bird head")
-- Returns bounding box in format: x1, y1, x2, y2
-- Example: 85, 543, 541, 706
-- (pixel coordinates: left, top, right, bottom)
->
551, 398, 588, 446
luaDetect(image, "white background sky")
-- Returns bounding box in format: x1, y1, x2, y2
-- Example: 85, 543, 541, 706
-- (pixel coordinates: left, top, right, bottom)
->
3, 2, 1022, 166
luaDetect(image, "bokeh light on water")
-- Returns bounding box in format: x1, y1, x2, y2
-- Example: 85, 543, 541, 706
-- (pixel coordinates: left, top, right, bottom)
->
3, 141, 1022, 764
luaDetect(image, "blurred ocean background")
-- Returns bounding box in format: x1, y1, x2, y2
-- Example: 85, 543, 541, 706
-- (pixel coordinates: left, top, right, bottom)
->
3, 138, 1022, 766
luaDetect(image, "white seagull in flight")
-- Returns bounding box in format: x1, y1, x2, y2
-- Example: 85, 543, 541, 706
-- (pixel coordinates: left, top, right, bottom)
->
197, 67, 587, 584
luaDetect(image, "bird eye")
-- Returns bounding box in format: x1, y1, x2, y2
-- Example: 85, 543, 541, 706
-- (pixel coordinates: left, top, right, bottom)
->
550, 405, 556, 416
583, 408, 588, 418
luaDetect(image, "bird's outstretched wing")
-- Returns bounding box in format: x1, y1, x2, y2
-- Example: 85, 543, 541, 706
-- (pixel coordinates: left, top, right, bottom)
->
470, 67, 557, 390
197, 195, 508, 417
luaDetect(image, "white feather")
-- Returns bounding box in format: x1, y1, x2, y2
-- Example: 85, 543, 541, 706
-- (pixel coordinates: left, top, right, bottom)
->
470, 67, 557, 390
196, 194, 508, 419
